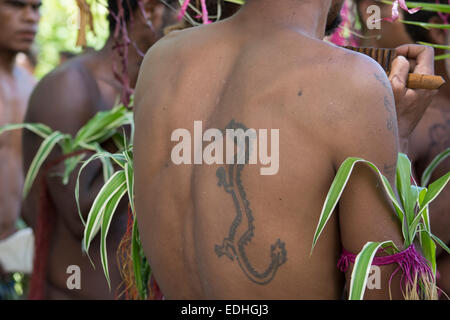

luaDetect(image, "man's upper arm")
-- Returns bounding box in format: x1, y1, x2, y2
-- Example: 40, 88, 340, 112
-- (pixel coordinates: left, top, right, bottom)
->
331, 59, 404, 298
21, 67, 100, 235
134, 35, 179, 180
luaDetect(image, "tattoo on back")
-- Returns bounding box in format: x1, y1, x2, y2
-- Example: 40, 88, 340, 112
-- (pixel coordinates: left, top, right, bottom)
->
429, 120, 450, 151
215, 120, 287, 285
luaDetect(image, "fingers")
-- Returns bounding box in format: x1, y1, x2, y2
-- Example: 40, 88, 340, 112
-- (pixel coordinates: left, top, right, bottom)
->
389, 56, 410, 97
395, 44, 435, 75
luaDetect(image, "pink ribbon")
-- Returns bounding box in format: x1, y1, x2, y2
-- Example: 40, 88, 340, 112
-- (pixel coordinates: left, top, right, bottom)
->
436, 0, 450, 25
177, 0, 212, 24
383, 0, 422, 22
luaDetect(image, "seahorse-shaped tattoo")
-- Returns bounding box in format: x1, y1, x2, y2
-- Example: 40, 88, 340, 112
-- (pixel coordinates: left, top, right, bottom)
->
214, 120, 287, 285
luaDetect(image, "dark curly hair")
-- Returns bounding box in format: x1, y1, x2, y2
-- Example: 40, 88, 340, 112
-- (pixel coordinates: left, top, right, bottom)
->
108, 0, 180, 32
108, 0, 140, 32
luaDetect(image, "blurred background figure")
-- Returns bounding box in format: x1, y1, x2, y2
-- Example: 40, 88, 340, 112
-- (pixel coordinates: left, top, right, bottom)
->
402, 0, 450, 298
354, 0, 449, 298
355, 0, 413, 47
0, 0, 41, 299
22, 0, 180, 300
16, 48, 38, 74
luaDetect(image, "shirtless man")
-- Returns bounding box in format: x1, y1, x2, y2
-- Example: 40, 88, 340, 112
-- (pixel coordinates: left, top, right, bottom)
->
22, 0, 178, 299
357, 0, 449, 297
402, 1, 450, 296
0, 0, 40, 277
134, 0, 437, 299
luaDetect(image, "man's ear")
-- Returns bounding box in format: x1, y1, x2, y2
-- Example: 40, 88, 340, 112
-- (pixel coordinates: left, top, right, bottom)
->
428, 15, 446, 45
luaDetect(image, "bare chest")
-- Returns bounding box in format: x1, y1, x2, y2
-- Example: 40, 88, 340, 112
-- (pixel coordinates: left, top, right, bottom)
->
0, 77, 30, 155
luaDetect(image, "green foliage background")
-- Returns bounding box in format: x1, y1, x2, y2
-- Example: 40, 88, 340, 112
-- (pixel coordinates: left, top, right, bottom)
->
34, 0, 110, 78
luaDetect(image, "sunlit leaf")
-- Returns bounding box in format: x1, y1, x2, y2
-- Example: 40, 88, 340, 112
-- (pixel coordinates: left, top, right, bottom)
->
349, 241, 395, 300
421, 148, 450, 186
82, 170, 127, 254
23, 131, 68, 198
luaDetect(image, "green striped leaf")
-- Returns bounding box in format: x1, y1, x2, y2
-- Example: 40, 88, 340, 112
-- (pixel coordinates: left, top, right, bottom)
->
101, 156, 114, 182
82, 170, 127, 254
381, 1, 450, 13
418, 172, 450, 217
312, 157, 361, 253
349, 241, 395, 300
93, 144, 115, 183
400, 20, 450, 30
132, 219, 149, 299
100, 180, 128, 289
224, 0, 244, 4
408, 186, 426, 241
112, 132, 126, 151
421, 148, 450, 186
125, 162, 134, 215
417, 42, 450, 51
435, 54, 450, 61
396, 154, 417, 224
0, 123, 53, 139
312, 158, 404, 254
23, 131, 68, 198
73, 106, 130, 147
405, 2, 450, 13
420, 222, 437, 275
75, 152, 127, 225
428, 232, 450, 255
62, 154, 86, 185
420, 189, 431, 232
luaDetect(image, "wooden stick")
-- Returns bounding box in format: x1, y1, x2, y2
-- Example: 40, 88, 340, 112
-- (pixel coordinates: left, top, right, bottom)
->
407, 74, 445, 90
344, 46, 446, 90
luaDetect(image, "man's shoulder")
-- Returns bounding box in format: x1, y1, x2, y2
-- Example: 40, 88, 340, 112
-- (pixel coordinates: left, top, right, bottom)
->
318, 44, 391, 91
26, 57, 95, 132
29, 58, 92, 110
317, 44, 394, 112
142, 24, 221, 69
35, 57, 89, 93
290, 44, 398, 151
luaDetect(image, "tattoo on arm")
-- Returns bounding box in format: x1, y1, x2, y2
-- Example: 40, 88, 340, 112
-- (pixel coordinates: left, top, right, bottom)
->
215, 120, 287, 285
383, 96, 397, 134
374, 73, 391, 91
383, 163, 396, 178
373, 73, 398, 134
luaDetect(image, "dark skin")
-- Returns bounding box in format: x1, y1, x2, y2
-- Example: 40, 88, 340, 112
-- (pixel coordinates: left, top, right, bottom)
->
0, 0, 39, 240
22, 0, 178, 299
357, 0, 450, 297
134, 0, 436, 299
407, 18, 450, 297
356, 0, 413, 48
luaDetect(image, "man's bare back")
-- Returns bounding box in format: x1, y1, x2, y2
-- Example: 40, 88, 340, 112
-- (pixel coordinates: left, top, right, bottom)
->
134, 1, 406, 299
